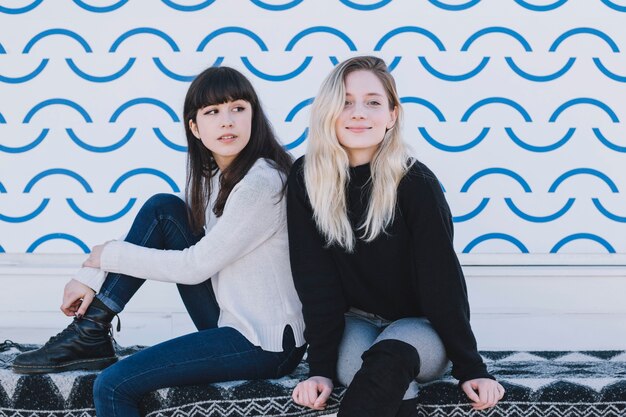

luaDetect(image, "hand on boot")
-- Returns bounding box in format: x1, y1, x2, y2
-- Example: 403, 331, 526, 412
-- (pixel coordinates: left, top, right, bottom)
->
61, 279, 95, 317
292, 376, 333, 410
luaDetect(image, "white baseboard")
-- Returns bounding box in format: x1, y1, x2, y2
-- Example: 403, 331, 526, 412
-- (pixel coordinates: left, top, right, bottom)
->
2, 253, 625, 349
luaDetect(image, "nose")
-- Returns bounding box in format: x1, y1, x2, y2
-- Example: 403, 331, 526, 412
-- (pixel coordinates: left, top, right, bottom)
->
220, 113, 234, 128
350, 102, 366, 119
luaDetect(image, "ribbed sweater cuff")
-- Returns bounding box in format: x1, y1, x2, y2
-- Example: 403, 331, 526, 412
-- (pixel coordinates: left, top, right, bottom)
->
73, 267, 106, 292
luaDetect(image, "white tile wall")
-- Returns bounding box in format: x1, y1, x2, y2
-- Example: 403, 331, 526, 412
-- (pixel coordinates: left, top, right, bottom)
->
1, 254, 625, 350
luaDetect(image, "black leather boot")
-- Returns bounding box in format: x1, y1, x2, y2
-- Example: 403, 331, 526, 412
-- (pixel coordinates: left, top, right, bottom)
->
338, 339, 421, 417
12, 298, 118, 374
395, 398, 419, 417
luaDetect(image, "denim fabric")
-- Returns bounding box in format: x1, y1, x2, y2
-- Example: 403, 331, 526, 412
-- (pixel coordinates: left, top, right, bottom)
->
94, 325, 304, 417
92, 193, 306, 417
97, 193, 219, 330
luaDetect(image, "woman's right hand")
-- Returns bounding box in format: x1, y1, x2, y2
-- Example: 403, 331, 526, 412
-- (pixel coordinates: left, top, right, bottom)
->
61, 279, 95, 317
292, 376, 333, 410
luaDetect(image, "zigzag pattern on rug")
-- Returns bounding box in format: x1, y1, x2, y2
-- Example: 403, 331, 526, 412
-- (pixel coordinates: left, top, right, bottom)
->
1, 342, 625, 417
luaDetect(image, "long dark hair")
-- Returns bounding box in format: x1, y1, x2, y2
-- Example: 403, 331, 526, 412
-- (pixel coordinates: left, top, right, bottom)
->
183, 66, 292, 232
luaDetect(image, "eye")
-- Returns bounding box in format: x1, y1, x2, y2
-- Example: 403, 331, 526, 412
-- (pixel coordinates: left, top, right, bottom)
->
368, 100, 381, 106
204, 108, 218, 115
233, 106, 246, 112
344, 100, 352, 107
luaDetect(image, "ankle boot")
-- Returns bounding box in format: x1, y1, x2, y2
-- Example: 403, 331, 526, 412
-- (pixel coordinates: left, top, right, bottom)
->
338, 340, 421, 417
12, 298, 118, 374
395, 398, 419, 417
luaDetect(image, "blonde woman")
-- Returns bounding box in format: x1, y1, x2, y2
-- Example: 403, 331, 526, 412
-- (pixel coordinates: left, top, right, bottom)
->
286, 56, 504, 417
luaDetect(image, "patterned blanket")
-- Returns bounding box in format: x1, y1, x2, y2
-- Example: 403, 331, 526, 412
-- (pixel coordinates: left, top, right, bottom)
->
1, 342, 625, 417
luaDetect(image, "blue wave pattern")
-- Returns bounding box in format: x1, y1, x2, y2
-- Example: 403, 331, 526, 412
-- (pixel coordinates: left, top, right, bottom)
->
2, 0, 625, 13
1, 1, 624, 254
2, 26, 626, 83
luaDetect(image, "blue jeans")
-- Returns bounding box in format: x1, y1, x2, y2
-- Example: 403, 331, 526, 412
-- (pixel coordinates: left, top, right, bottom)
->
92, 194, 306, 417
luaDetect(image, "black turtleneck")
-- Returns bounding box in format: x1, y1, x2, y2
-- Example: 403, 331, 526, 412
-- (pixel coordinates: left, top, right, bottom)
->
286, 156, 493, 383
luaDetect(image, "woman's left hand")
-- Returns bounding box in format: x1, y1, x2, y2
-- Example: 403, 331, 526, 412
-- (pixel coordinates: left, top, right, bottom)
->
82, 241, 112, 268
460, 378, 505, 411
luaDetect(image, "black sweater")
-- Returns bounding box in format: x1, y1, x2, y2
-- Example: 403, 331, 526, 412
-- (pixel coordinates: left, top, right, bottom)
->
286, 156, 493, 383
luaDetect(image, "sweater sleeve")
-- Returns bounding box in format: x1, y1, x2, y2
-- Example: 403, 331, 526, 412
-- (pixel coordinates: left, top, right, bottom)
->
73, 267, 107, 292
73, 231, 128, 292
403, 166, 493, 383
287, 158, 347, 380
98, 170, 283, 285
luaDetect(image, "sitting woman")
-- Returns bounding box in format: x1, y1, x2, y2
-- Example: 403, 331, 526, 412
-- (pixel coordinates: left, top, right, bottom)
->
13, 66, 306, 417
287, 56, 505, 417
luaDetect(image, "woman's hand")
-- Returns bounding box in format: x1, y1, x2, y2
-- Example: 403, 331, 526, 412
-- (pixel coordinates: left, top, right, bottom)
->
82, 241, 112, 269
61, 279, 95, 317
292, 376, 333, 410
461, 378, 505, 410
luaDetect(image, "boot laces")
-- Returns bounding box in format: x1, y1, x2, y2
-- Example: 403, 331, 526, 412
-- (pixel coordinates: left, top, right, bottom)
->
42, 313, 121, 346
79, 314, 121, 337
0, 340, 17, 352
43, 320, 80, 347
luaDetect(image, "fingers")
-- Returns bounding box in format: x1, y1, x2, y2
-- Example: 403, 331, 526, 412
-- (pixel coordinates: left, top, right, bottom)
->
314, 384, 332, 409
471, 381, 502, 411
292, 384, 302, 405
61, 300, 81, 316
498, 383, 506, 400
292, 381, 317, 409
305, 383, 322, 409
478, 381, 489, 403
291, 379, 330, 410
462, 379, 504, 411
461, 381, 480, 403
61, 295, 81, 316
61, 279, 95, 317
76, 291, 95, 317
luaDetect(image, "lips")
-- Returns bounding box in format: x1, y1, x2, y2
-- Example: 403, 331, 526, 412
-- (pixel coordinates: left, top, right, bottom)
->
346, 126, 371, 133
218, 134, 238, 142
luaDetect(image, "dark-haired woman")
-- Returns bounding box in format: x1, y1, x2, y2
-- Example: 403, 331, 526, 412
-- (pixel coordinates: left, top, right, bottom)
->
13, 66, 306, 417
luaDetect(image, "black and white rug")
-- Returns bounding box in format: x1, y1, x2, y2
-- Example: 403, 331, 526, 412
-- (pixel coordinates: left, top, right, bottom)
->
1, 342, 625, 417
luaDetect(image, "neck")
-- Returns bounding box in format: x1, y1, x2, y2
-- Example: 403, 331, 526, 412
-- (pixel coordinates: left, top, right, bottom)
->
213, 155, 234, 171
345, 147, 376, 167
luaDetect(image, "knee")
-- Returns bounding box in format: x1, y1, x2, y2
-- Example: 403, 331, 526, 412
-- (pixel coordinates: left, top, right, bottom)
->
140, 193, 185, 217
145, 193, 183, 210
93, 368, 114, 404
361, 339, 420, 379
93, 366, 133, 406
93, 372, 114, 409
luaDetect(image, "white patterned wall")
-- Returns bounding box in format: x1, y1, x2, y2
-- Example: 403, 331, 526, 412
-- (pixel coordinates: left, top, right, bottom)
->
1, 0, 625, 256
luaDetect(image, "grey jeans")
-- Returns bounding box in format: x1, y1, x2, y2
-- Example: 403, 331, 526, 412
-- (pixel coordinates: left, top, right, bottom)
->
336, 308, 450, 399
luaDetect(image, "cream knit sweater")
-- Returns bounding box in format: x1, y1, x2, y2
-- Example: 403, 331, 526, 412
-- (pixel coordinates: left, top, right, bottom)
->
75, 159, 305, 352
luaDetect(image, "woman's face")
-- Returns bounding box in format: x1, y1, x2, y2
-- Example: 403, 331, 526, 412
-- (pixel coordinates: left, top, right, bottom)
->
189, 99, 252, 170
335, 70, 397, 166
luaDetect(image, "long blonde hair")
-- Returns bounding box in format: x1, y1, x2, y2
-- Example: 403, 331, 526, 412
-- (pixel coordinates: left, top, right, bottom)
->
304, 56, 412, 252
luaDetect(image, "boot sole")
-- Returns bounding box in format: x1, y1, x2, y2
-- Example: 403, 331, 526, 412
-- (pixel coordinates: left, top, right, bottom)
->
12, 356, 118, 374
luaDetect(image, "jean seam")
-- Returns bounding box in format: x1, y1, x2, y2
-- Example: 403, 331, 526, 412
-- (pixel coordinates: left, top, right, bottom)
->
347, 312, 387, 329
98, 216, 159, 307
275, 348, 294, 377
158, 214, 199, 247
276, 344, 306, 378
106, 345, 263, 405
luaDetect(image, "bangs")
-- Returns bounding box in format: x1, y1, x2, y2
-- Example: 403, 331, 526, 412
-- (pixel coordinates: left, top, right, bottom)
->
189, 67, 257, 110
